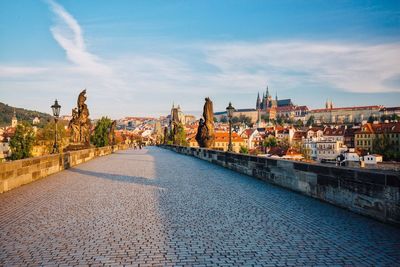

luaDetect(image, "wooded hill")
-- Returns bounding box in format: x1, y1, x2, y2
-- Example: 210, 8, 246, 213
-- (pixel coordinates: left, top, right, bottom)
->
0, 102, 53, 127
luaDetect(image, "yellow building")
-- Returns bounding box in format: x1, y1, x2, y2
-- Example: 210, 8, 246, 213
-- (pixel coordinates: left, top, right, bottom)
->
188, 131, 246, 153
213, 132, 245, 153
355, 122, 400, 153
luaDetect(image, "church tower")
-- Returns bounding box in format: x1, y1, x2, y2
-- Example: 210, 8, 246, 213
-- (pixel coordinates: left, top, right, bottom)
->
325, 99, 333, 109
11, 108, 18, 128
264, 86, 270, 109
256, 92, 261, 109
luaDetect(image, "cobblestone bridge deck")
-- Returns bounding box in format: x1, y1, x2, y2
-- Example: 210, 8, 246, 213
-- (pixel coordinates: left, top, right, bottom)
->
1, 147, 399, 266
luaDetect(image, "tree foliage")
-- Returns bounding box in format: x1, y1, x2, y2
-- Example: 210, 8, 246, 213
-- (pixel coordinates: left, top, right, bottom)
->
239, 145, 249, 154
0, 102, 52, 127
219, 116, 228, 123
9, 122, 35, 160
263, 136, 277, 152
173, 123, 188, 146
294, 119, 304, 128
35, 121, 67, 153
276, 116, 283, 125
372, 134, 400, 161
367, 115, 375, 123
277, 137, 290, 151
91, 117, 112, 148
306, 115, 315, 127
380, 114, 399, 122
232, 115, 252, 126
261, 114, 270, 123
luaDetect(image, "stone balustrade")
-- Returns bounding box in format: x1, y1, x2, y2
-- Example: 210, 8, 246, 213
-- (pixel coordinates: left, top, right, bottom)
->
161, 145, 400, 226
0, 144, 129, 193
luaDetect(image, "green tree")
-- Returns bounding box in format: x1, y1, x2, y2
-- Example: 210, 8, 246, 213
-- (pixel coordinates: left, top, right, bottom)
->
239, 145, 249, 154
261, 114, 270, 123
91, 117, 112, 147
294, 119, 304, 128
173, 123, 188, 146
380, 115, 390, 122
277, 137, 290, 151
9, 122, 35, 160
263, 136, 277, 153
220, 116, 228, 123
36, 121, 67, 153
367, 115, 374, 123
213, 117, 218, 123
276, 116, 283, 125
231, 116, 239, 124
284, 117, 294, 124
306, 115, 315, 127
231, 115, 252, 126
372, 134, 399, 161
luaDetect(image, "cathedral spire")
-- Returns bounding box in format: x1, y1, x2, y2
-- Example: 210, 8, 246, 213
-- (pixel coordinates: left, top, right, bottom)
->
266, 86, 269, 98
275, 91, 278, 101
256, 92, 261, 109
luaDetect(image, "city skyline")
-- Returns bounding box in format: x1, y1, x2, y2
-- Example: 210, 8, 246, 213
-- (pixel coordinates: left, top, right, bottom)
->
1, 0, 400, 119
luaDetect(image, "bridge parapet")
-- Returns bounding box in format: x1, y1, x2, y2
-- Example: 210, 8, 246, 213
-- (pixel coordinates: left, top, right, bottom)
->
0, 144, 129, 194
161, 145, 400, 226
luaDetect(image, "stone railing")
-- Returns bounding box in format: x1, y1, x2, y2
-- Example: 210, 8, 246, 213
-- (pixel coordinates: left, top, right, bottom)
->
161, 145, 400, 226
0, 144, 130, 194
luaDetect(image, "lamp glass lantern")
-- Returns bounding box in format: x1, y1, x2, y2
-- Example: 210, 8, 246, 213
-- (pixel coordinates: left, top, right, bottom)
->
51, 99, 61, 118
51, 99, 61, 154
226, 102, 235, 152
226, 102, 235, 118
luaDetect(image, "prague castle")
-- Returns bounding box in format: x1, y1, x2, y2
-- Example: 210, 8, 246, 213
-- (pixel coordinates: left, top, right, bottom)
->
214, 84, 399, 125
255, 86, 308, 122
256, 86, 294, 110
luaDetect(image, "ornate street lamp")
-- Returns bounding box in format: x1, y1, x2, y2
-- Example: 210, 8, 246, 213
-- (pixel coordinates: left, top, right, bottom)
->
51, 99, 61, 154
226, 102, 235, 152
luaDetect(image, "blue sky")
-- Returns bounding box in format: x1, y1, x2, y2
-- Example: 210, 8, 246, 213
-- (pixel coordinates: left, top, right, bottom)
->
0, 0, 399, 118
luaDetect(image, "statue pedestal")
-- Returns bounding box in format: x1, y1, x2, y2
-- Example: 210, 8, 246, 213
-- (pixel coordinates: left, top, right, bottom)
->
64, 143, 91, 152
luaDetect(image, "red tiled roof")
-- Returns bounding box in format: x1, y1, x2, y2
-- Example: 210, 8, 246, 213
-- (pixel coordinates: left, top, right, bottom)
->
293, 131, 307, 140
241, 129, 255, 138
295, 106, 309, 111
307, 127, 323, 132
276, 106, 295, 112
323, 126, 346, 136
215, 131, 244, 142
354, 122, 400, 134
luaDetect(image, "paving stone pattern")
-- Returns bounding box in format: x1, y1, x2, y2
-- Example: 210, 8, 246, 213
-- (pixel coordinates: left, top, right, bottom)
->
0, 147, 399, 266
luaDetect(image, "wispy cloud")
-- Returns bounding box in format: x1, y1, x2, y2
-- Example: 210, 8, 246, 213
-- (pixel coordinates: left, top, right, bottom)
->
47, 0, 112, 76
1, 1, 399, 118
0, 66, 48, 77
202, 41, 400, 93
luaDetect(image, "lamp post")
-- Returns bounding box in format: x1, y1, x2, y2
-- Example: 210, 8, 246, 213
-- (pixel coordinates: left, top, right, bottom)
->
51, 99, 61, 154
226, 102, 235, 152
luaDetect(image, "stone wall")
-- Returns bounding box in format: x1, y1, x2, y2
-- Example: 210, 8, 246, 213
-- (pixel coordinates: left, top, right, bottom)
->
161, 145, 400, 226
0, 144, 130, 194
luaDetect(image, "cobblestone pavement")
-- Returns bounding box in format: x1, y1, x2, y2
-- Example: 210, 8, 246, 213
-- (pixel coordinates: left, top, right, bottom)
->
0, 147, 399, 266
